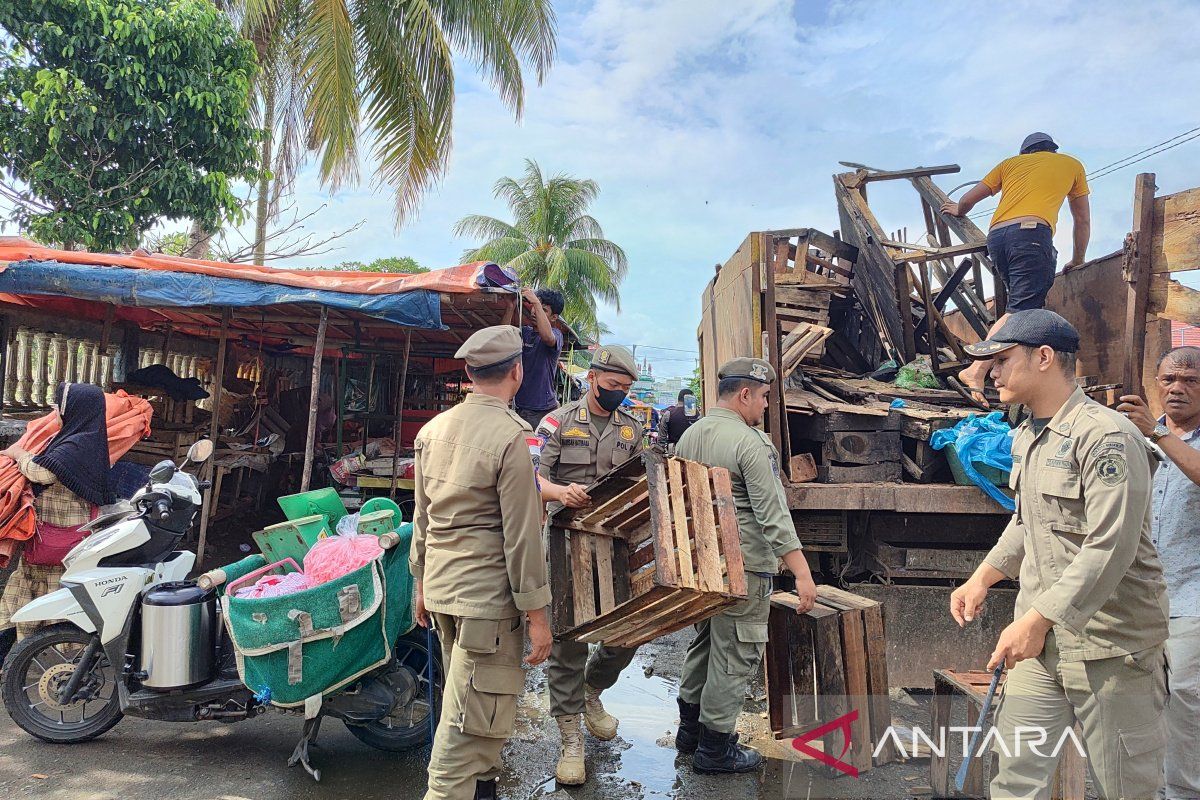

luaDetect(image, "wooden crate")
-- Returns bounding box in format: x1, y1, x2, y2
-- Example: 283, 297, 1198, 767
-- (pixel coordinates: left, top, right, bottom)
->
766, 586, 896, 775
931, 670, 1086, 799
791, 409, 903, 484
791, 512, 848, 552
547, 451, 748, 648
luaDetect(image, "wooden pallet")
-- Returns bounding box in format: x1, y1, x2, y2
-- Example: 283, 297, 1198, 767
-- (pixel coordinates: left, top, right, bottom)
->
766, 586, 896, 775
547, 451, 748, 648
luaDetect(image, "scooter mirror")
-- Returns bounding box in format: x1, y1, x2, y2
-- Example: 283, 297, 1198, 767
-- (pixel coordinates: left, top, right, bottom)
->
187, 439, 215, 464
149, 459, 177, 483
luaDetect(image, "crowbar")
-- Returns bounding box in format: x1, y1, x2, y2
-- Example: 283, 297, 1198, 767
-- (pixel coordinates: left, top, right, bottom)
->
955, 664, 1005, 792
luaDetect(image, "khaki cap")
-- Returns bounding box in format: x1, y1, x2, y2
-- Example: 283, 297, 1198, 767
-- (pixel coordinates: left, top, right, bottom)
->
718, 357, 776, 384
455, 325, 523, 368
590, 345, 638, 380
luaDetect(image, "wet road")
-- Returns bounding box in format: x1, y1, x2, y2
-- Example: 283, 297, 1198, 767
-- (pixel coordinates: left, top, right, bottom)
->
0, 631, 933, 800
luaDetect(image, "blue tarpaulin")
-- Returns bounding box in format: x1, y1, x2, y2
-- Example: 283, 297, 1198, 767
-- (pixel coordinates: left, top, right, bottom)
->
0, 260, 444, 330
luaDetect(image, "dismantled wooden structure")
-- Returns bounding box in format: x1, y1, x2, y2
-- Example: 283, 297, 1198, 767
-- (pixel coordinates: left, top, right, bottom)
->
697, 168, 1197, 687
766, 587, 896, 775
547, 451, 747, 649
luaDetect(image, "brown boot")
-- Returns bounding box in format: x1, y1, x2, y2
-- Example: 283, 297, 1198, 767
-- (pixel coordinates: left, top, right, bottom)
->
555, 714, 586, 785
583, 684, 619, 741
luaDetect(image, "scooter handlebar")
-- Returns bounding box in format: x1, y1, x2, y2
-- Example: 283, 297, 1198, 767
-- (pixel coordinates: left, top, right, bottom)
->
153, 497, 172, 520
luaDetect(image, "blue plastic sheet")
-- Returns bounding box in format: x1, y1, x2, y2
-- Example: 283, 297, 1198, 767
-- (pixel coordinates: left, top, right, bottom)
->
930, 412, 1016, 511
0, 260, 444, 329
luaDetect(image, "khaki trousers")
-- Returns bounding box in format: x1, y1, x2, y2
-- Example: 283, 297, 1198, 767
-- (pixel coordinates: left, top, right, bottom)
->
677, 573, 772, 733
547, 639, 637, 717
1165, 615, 1200, 800
991, 633, 1168, 800
424, 614, 526, 800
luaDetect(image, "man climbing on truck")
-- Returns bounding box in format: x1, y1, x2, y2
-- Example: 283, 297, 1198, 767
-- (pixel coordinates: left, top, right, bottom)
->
941, 132, 1091, 405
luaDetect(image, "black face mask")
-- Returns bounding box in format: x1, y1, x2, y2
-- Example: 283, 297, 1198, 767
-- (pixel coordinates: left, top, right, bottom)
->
594, 385, 627, 413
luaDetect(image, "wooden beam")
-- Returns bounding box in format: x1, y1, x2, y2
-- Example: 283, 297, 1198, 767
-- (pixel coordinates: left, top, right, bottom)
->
854, 164, 961, 185
196, 308, 230, 567
1122, 173, 1158, 396
909, 176, 990, 246
389, 331, 412, 498
300, 306, 329, 492
1150, 185, 1200, 273
889, 241, 988, 264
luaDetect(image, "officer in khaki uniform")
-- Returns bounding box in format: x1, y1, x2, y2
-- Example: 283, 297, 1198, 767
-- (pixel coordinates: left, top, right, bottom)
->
950, 310, 1170, 800
672, 357, 818, 774
410, 326, 553, 800
534, 344, 643, 785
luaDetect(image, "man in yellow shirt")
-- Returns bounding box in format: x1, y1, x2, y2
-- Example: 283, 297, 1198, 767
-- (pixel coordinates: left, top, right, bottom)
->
942, 132, 1091, 402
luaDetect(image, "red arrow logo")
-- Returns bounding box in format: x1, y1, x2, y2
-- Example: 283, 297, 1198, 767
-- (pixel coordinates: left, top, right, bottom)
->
790, 710, 860, 778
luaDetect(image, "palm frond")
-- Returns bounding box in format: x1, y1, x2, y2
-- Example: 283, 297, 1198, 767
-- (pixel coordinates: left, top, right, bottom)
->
566, 237, 628, 279
465, 236, 530, 267
356, 0, 454, 223
303, 0, 360, 189
452, 214, 525, 243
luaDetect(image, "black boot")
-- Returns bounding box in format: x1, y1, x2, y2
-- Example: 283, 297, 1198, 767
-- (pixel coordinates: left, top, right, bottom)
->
474, 778, 498, 799
675, 698, 702, 753
692, 724, 764, 774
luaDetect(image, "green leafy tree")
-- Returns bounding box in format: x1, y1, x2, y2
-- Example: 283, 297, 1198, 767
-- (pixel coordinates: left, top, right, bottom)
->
687, 363, 702, 398
0, 0, 260, 251
455, 159, 627, 339
327, 256, 427, 273
228, 0, 556, 260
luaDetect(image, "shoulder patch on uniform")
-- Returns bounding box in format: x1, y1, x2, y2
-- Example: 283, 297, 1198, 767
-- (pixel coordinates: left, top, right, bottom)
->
577, 406, 589, 423
536, 413, 560, 441
1094, 451, 1128, 486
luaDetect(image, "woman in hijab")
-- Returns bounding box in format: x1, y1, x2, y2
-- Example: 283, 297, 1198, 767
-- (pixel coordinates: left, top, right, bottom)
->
0, 383, 114, 645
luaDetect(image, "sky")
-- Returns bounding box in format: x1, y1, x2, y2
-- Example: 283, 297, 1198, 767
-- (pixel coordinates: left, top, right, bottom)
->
177, 1, 1200, 377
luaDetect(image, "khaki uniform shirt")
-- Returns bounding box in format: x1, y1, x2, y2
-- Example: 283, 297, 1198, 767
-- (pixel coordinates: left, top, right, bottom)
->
984, 388, 1169, 661
673, 408, 801, 573
537, 399, 644, 486
410, 393, 551, 619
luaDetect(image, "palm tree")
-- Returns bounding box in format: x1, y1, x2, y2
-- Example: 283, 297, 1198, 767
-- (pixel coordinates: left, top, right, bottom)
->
455, 160, 628, 340
225, 0, 557, 263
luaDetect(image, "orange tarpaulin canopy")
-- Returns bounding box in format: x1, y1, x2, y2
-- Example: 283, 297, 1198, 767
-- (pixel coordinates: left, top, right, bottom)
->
0, 238, 503, 296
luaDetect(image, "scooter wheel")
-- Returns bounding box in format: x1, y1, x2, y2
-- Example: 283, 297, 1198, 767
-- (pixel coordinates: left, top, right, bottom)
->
1, 623, 123, 743
345, 628, 443, 752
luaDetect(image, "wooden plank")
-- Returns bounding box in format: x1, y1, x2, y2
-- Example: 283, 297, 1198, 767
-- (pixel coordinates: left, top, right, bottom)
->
686, 459, 723, 593
1150, 185, 1200, 273
582, 479, 648, 524
817, 462, 902, 483
856, 164, 961, 184
839, 609, 873, 775
548, 526, 574, 633
890, 240, 987, 264
595, 536, 616, 613
930, 675, 953, 796
1122, 173, 1157, 399
774, 286, 833, 310
813, 610, 851, 776
571, 532, 596, 625
833, 175, 905, 355
645, 455, 679, 588
709, 467, 747, 598
604, 495, 652, 529
861, 603, 896, 765
784, 483, 1010, 514
667, 459, 696, 589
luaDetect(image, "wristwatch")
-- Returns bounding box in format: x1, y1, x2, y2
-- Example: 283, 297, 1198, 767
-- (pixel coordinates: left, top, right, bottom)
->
1150, 424, 1171, 443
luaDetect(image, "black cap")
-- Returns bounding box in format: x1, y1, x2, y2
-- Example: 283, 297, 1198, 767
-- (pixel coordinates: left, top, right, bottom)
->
964, 309, 1080, 359
1020, 132, 1057, 153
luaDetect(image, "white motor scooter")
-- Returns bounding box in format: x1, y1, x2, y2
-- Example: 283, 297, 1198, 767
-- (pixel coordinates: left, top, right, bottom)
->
1, 439, 439, 776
